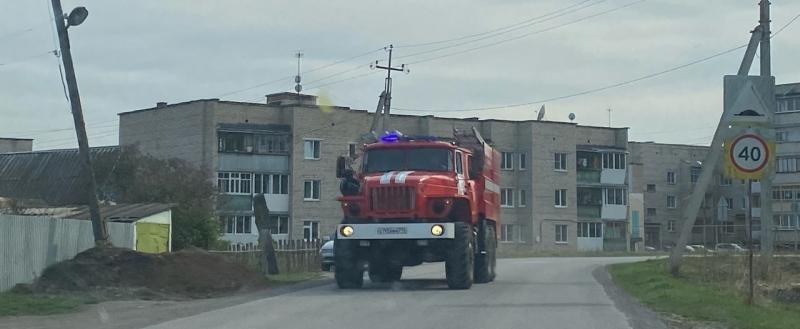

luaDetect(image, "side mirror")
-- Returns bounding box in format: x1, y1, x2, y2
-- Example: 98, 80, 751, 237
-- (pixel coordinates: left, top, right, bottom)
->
336, 156, 347, 178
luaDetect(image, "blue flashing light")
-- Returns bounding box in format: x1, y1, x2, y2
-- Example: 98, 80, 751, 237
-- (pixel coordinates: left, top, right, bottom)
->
380, 131, 401, 142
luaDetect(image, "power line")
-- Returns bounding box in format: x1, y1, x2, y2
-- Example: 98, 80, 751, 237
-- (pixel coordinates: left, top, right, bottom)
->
396, 44, 746, 113
393, 9, 800, 114
403, 0, 645, 65
0, 50, 54, 68
395, 0, 609, 61
395, 0, 595, 48
216, 48, 384, 99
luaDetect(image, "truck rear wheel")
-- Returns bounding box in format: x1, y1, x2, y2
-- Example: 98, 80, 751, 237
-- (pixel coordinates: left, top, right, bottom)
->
474, 220, 497, 283
368, 262, 403, 283
334, 239, 363, 289
445, 222, 474, 289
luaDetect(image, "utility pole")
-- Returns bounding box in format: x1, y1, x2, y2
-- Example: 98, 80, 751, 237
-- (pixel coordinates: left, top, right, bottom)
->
759, 0, 775, 257
50, 0, 108, 246
372, 45, 408, 133
667, 1, 774, 275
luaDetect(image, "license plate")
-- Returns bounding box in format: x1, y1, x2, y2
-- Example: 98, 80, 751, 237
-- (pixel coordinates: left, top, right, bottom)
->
376, 227, 408, 235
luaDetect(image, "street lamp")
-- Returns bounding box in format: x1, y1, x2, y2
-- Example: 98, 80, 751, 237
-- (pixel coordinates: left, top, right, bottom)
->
50, 0, 108, 246
66, 7, 88, 27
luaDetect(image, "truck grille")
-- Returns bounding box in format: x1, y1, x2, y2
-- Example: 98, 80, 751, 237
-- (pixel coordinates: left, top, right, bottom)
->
370, 186, 415, 212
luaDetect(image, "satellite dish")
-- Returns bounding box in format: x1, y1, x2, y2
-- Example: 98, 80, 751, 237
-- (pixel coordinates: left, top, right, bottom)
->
536, 105, 545, 121
569, 113, 576, 122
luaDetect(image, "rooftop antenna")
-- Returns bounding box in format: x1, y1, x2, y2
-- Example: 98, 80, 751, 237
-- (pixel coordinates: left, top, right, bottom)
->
294, 51, 303, 95
607, 108, 612, 127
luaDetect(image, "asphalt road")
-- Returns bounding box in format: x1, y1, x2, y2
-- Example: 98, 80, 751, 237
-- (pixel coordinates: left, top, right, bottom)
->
143, 257, 664, 329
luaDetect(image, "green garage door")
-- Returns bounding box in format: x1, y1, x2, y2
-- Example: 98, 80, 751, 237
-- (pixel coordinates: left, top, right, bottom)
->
136, 222, 170, 253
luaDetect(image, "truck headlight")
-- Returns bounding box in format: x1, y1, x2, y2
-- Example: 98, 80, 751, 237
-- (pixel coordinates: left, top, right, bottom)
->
431, 224, 444, 236
340, 225, 354, 237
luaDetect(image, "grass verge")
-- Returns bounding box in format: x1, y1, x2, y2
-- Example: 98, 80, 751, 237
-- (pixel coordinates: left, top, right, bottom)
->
266, 271, 324, 286
0, 292, 96, 317
609, 259, 800, 329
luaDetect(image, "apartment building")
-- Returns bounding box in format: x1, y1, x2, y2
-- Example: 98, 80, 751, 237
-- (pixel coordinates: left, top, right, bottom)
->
629, 142, 751, 249
118, 92, 630, 251
773, 82, 800, 250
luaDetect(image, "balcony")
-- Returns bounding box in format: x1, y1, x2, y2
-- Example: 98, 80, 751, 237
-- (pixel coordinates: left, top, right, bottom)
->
578, 205, 601, 218
577, 170, 601, 184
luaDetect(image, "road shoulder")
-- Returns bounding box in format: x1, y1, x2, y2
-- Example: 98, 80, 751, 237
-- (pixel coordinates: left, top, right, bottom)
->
0, 276, 334, 329
593, 266, 668, 329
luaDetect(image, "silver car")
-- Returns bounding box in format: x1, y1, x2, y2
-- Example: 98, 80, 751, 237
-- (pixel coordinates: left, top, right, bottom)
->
320, 240, 335, 271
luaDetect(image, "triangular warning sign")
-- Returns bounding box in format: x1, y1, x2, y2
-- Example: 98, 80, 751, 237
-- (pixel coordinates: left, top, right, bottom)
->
729, 80, 770, 119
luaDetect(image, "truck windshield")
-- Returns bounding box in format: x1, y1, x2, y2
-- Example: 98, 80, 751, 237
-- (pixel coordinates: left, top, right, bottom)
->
363, 148, 453, 173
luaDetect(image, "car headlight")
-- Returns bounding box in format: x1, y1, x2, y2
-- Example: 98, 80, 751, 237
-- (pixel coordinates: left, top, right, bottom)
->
340, 225, 354, 237
431, 224, 444, 236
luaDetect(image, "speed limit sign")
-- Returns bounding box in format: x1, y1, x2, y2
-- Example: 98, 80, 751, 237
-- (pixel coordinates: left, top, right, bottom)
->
726, 133, 771, 178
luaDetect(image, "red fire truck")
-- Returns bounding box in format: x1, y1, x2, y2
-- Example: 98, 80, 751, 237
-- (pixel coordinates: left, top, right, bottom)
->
334, 128, 501, 289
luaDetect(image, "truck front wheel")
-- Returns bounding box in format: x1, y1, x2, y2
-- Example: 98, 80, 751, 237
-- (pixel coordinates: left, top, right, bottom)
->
334, 239, 363, 289
445, 222, 474, 289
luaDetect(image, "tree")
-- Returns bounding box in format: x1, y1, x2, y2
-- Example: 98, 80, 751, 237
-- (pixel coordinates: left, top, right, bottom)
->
101, 148, 220, 249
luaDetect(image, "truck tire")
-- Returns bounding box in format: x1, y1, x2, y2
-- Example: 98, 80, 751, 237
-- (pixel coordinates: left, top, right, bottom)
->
334, 239, 363, 289
445, 222, 474, 289
368, 263, 403, 283
474, 220, 497, 283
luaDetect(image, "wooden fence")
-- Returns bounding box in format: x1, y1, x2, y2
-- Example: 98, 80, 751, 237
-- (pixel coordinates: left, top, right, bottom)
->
210, 239, 324, 274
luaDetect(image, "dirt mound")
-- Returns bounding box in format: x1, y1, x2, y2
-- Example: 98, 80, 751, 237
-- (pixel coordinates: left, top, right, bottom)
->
34, 247, 266, 299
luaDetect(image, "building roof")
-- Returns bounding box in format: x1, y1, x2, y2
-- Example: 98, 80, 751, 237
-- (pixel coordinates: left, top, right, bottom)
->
15, 203, 173, 223
0, 146, 120, 206
776, 83, 800, 96
0, 137, 34, 142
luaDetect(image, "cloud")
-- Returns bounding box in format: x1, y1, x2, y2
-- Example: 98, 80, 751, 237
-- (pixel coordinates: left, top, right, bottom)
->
1, 0, 798, 150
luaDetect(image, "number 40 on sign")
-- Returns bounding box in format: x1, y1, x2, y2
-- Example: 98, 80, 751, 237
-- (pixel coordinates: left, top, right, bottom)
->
725, 133, 773, 179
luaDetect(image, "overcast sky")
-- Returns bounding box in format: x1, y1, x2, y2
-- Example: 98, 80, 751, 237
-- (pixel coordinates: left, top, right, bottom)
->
1, 0, 799, 150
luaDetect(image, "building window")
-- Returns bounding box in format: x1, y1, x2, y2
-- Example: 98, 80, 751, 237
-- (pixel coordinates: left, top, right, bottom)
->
303, 221, 320, 240
555, 224, 568, 243
690, 167, 701, 183
777, 157, 799, 173
726, 198, 733, 210
555, 189, 567, 207
667, 220, 675, 232
519, 189, 527, 207
500, 224, 515, 242
501, 188, 514, 207
554, 153, 567, 171
720, 175, 732, 186
753, 195, 761, 208
218, 132, 288, 154
222, 215, 252, 234
722, 222, 735, 234
777, 98, 799, 113
269, 215, 289, 234
667, 171, 676, 185
254, 173, 289, 194
605, 188, 626, 205
348, 143, 357, 158
667, 195, 676, 209
519, 153, 527, 170
501, 152, 514, 170
602, 153, 626, 170
646, 208, 656, 217
304, 139, 321, 159
741, 197, 747, 210
776, 131, 788, 142
646, 184, 656, 192
217, 172, 252, 195
775, 214, 799, 230
303, 180, 321, 201
577, 222, 602, 238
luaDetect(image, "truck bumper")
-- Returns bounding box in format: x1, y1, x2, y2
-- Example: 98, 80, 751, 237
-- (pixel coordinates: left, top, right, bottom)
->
336, 223, 455, 240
